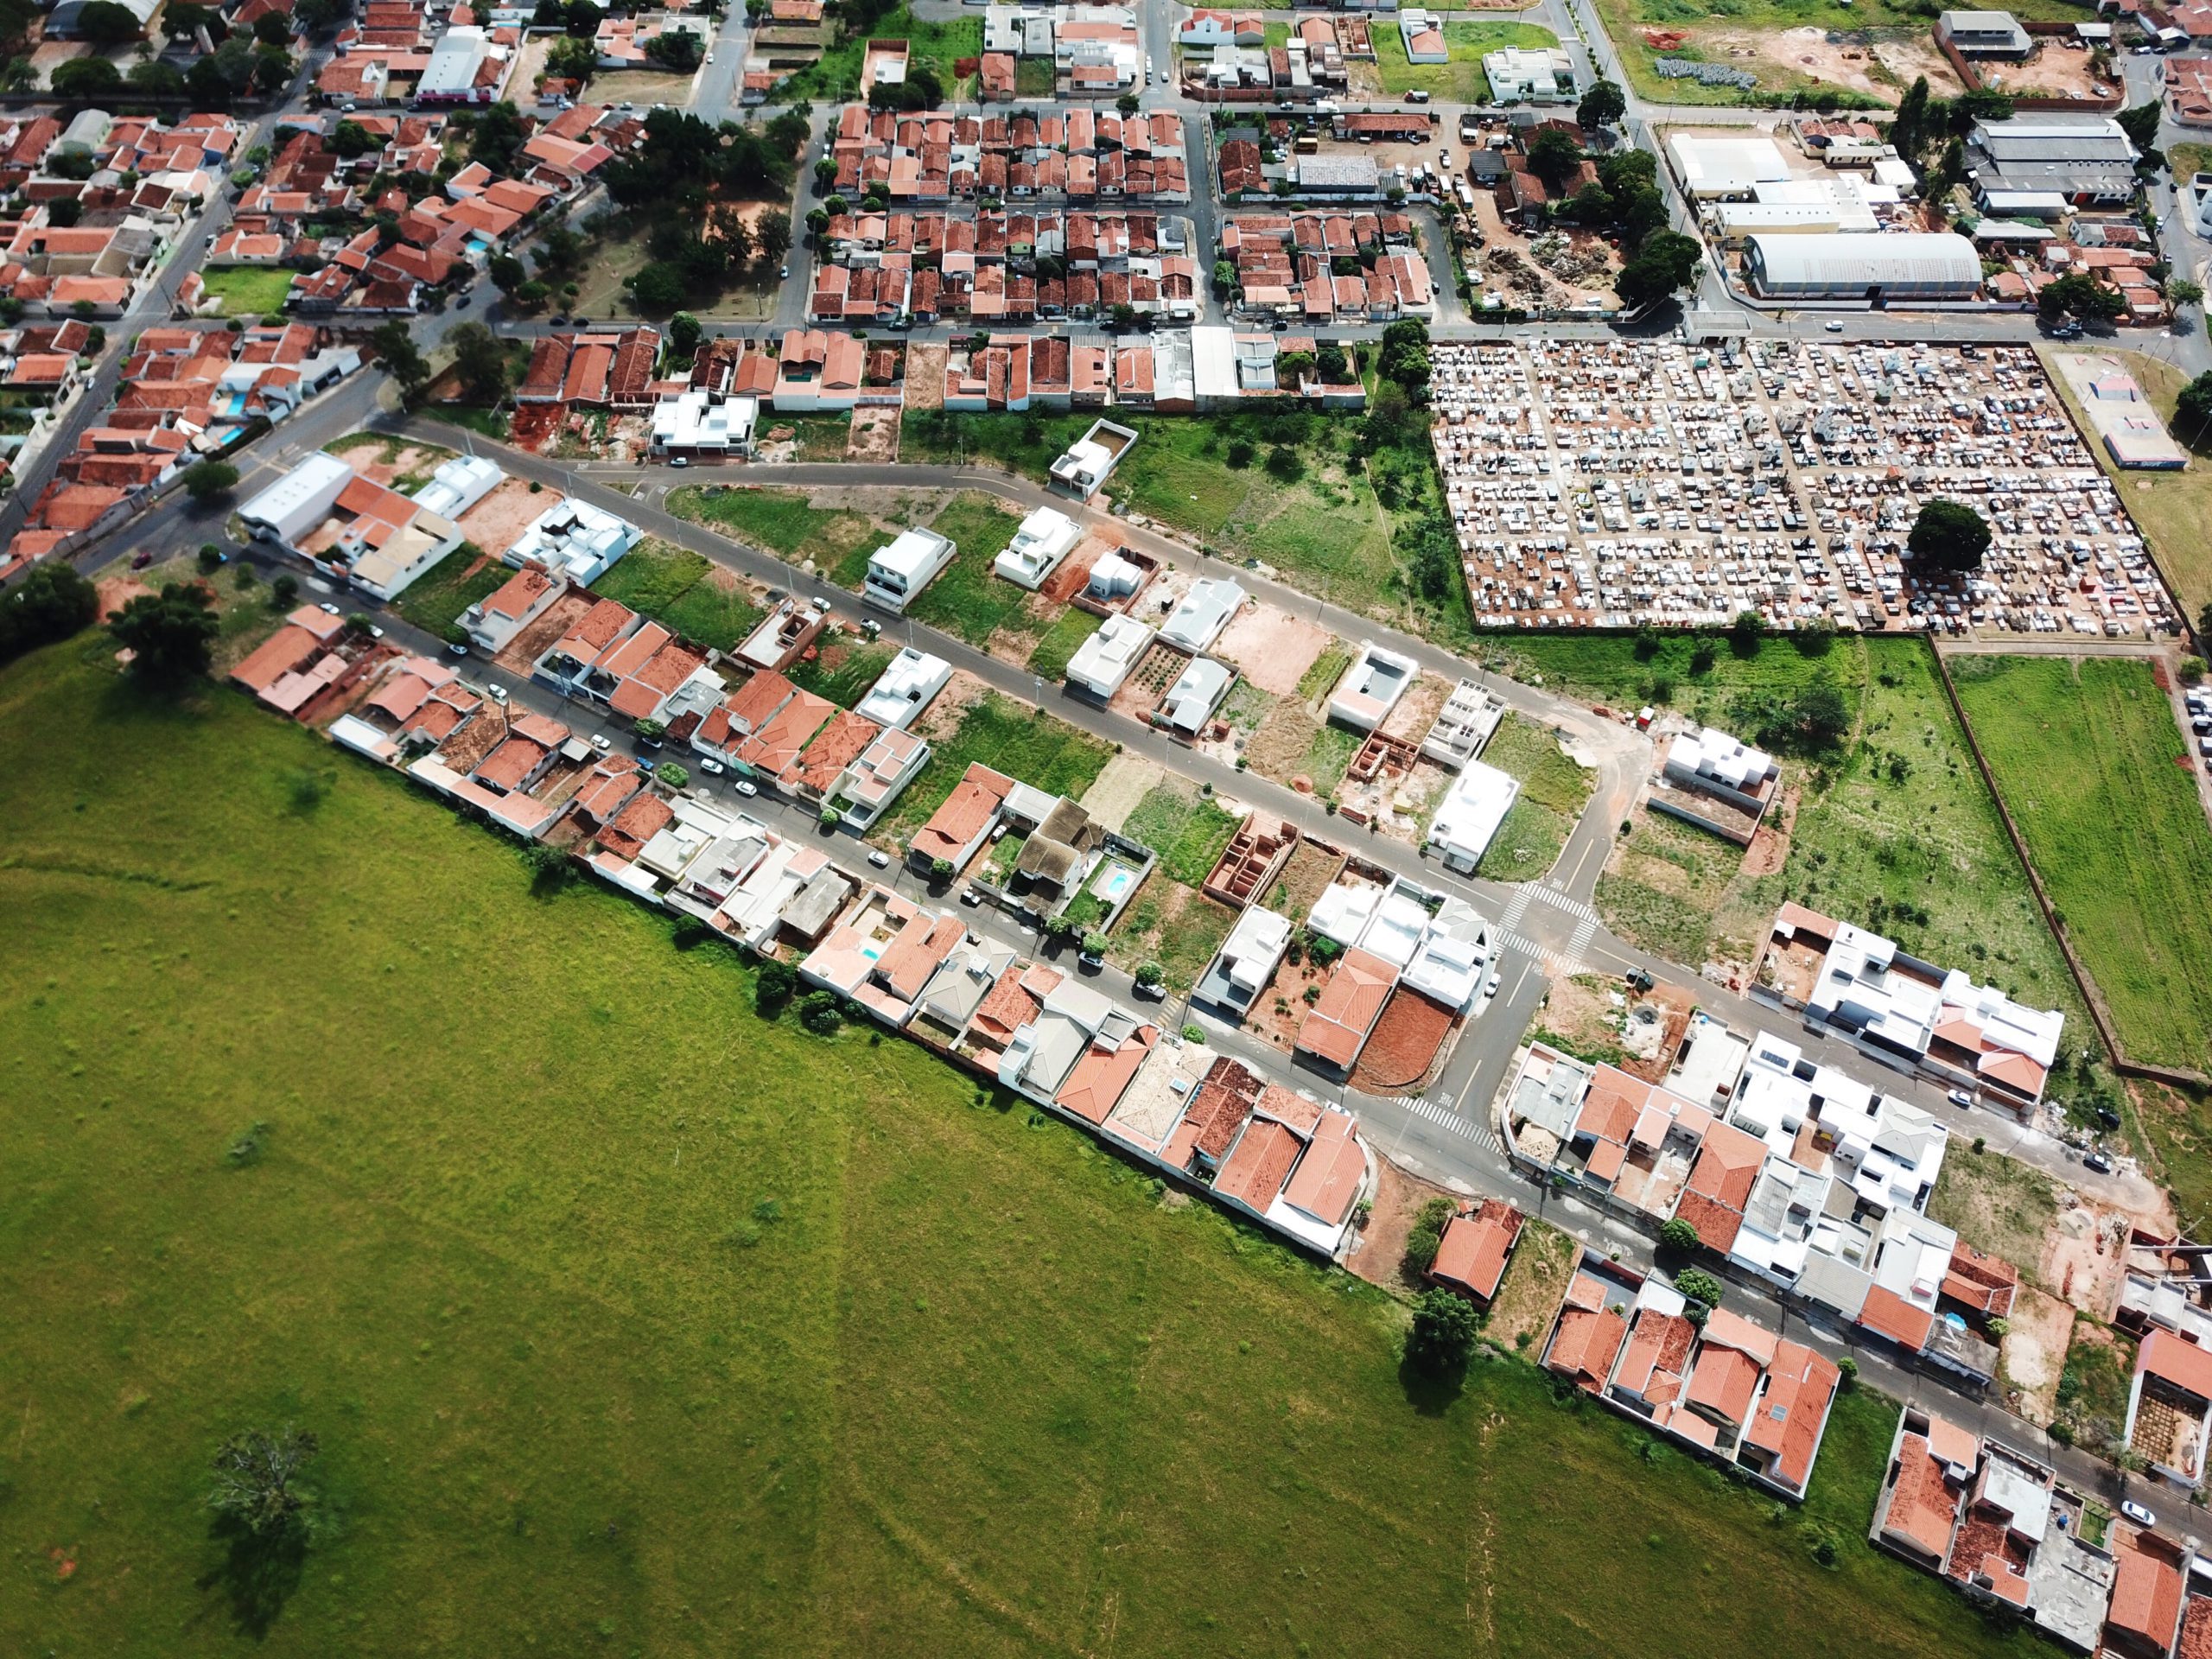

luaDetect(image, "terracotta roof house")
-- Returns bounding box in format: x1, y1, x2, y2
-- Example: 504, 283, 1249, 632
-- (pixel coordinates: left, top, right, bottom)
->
1430, 1198, 1523, 1305
1294, 946, 1396, 1074
910, 761, 1014, 869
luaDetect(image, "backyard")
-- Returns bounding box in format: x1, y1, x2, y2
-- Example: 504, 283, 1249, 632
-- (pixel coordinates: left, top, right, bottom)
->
0, 639, 2037, 1659
1952, 654, 2212, 1214
197, 265, 296, 318
585, 540, 766, 655
1371, 19, 1559, 103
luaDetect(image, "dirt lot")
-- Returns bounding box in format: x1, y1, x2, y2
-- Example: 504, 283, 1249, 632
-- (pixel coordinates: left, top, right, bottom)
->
2044, 1194, 2128, 1316
848, 404, 901, 463
590, 67, 696, 107
1215, 601, 1330, 696
456, 478, 550, 560
1078, 750, 1164, 832
1246, 950, 1335, 1057
1467, 191, 1620, 313
1979, 40, 2119, 100
1351, 988, 1458, 1093
94, 575, 151, 620
1346, 1156, 1459, 1291
330, 435, 449, 493
1245, 703, 1324, 786
1483, 1215, 1578, 1356
1108, 640, 1182, 723
1267, 836, 1344, 917
1705, 26, 1964, 103
903, 343, 948, 414
495, 588, 595, 674
2000, 1284, 2074, 1427
1042, 537, 1109, 606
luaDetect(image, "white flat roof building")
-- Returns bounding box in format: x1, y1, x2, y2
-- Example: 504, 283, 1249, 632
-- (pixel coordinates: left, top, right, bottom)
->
1160, 655, 1232, 734
506, 496, 639, 584
1065, 612, 1154, 698
1402, 896, 1488, 1012
1327, 640, 1417, 731
1743, 232, 1981, 301
1667, 133, 1792, 199
1427, 759, 1519, 874
992, 505, 1081, 590
649, 391, 756, 455
239, 452, 354, 549
1157, 576, 1244, 652
855, 647, 951, 729
1198, 904, 1292, 1015
410, 454, 502, 522
863, 525, 957, 613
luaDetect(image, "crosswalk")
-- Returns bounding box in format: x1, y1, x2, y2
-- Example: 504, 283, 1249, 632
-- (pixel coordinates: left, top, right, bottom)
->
1529, 883, 1601, 925
1391, 1094, 1503, 1152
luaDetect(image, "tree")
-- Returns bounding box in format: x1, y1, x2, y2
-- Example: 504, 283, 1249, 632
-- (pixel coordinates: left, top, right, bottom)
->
2168, 277, 2204, 312
796, 989, 843, 1035
1377, 316, 1431, 395
208, 1426, 320, 1540
251, 43, 294, 93
1597, 147, 1656, 197
486, 251, 529, 294
163, 1, 225, 41
51, 56, 123, 97
1659, 1216, 1700, 1254
184, 459, 240, 505
1116, 92, 1140, 116
1134, 961, 1163, 988
294, 0, 347, 33
71, 0, 143, 45
1675, 1268, 1724, 1314
1615, 230, 1703, 313
564, 0, 601, 32
252, 8, 292, 43
270, 572, 299, 607
1316, 342, 1350, 383
1890, 75, 1929, 159
535, 225, 584, 278
754, 957, 797, 1013
1405, 1288, 1480, 1374
656, 760, 690, 788
2039, 270, 2125, 322
1907, 498, 1992, 574
127, 58, 186, 94
45, 196, 81, 228
1730, 608, 1766, 652
1791, 679, 1848, 748
2177, 370, 2212, 442
668, 310, 702, 357
1, 56, 35, 92
370, 320, 429, 398
468, 100, 525, 172
109, 583, 219, 682
644, 28, 702, 70
327, 118, 380, 160
1264, 445, 1304, 483
1403, 1196, 1457, 1273
0, 560, 98, 665
1576, 78, 1625, 130
543, 33, 598, 82
1526, 125, 1584, 193
754, 209, 791, 268
629, 261, 687, 314
448, 321, 508, 404
1224, 439, 1255, 469
2117, 99, 2163, 155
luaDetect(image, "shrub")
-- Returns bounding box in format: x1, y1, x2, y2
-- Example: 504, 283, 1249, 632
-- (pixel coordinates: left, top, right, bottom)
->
1181, 1024, 1206, 1044
225, 1119, 271, 1166
1835, 1355, 1858, 1391
1675, 1268, 1724, 1316
797, 990, 843, 1035
1403, 1196, 1457, 1274
1134, 961, 1163, 988
754, 958, 797, 1014
1659, 1216, 1700, 1254
656, 761, 690, 789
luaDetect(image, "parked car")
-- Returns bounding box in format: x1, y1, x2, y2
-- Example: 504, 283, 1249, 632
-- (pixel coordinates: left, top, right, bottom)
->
2123, 1500, 2158, 1528
734, 779, 759, 797
670, 456, 690, 468
130, 550, 153, 569
2097, 1105, 2123, 1129
868, 849, 892, 868
589, 733, 612, 753
456, 292, 472, 308
1823, 320, 1846, 334
447, 642, 469, 658
1482, 974, 1501, 1000
959, 884, 983, 906
318, 602, 342, 615
2085, 1148, 2113, 1173
1946, 1090, 1974, 1109
698, 756, 726, 776
486, 683, 508, 704
1404, 89, 1430, 103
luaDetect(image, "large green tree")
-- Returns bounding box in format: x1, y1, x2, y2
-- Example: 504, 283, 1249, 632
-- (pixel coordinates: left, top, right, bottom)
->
448, 321, 509, 404
369, 320, 429, 398
1615, 231, 1702, 312
109, 583, 220, 682
1576, 79, 1625, 130
1907, 498, 1992, 574
0, 559, 98, 664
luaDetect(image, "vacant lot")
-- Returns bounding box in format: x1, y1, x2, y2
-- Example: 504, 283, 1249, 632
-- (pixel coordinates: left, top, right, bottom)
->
391, 543, 504, 642
667, 485, 885, 578
588, 541, 766, 654
877, 690, 1112, 843
781, 6, 981, 99
1471, 712, 1592, 882
1371, 19, 1556, 102
198, 265, 296, 317
1929, 1143, 2063, 1289
1121, 780, 1243, 888
1954, 655, 2212, 1209
0, 641, 2033, 1659
1026, 605, 1103, 682
906, 493, 1033, 648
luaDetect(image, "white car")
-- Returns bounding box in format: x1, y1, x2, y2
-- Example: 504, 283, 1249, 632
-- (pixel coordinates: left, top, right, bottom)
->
868, 849, 893, 868
705, 49, 714, 62
1946, 1089, 1974, 1109
486, 683, 508, 704
2123, 1500, 2158, 1529
1481, 974, 1501, 1000
589, 733, 613, 753
318, 601, 342, 615
698, 756, 727, 776
734, 779, 760, 797
1823, 320, 1846, 334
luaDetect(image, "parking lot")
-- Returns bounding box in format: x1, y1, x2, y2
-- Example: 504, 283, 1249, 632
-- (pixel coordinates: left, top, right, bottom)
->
1427, 337, 2183, 638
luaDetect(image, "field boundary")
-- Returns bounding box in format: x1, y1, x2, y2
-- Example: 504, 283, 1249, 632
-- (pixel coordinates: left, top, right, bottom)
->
1930, 642, 2209, 1096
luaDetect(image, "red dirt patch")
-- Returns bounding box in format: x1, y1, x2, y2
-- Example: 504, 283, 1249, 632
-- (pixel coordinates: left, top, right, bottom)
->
1346, 1154, 1458, 1289
1351, 987, 1456, 1093
95, 575, 152, 620
509, 404, 563, 453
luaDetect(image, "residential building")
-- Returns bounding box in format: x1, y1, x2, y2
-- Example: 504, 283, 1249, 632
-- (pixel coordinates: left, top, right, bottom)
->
830, 724, 931, 830
1325, 641, 1415, 729
1294, 945, 1396, 1075
910, 761, 1014, 869
1049, 417, 1136, 499
1484, 46, 1574, 102
1936, 9, 2033, 57
1425, 760, 1520, 874
863, 525, 957, 613
855, 647, 952, 729
1429, 1198, 1523, 1305
505, 496, 639, 584
1065, 611, 1154, 697
992, 505, 1083, 589
410, 454, 502, 521
461, 561, 563, 655
1194, 905, 1293, 1020
1160, 656, 1232, 736
1156, 577, 1243, 652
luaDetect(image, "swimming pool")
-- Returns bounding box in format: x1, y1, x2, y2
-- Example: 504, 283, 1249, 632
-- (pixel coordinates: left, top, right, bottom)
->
1091, 862, 1138, 904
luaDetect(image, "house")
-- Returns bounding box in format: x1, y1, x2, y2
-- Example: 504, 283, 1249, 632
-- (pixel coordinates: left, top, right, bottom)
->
1065, 612, 1154, 698
830, 724, 931, 830
911, 761, 1014, 869
854, 647, 951, 729
801, 886, 971, 1027
1397, 7, 1449, 63
863, 525, 957, 613
2123, 1328, 2212, 1487
1160, 656, 1232, 736
2107, 1528, 2188, 1659
1936, 9, 2034, 58
504, 496, 639, 584
238, 452, 357, 550
1545, 1261, 1630, 1393
1425, 760, 1520, 874
1430, 1198, 1524, 1305
1421, 679, 1505, 770
461, 561, 563, 655
1194, 905, 1292, 1020
1049, 417, 1136, 499
735, 595, 830, 673
1325, 641, 1415, 730
992, 505, 1082, 589
1294, 946, 1396, 1075
410, 454, 502, 521
1157, 577, 1243, 653
1484, 46, 1574, 102
1179, 9, 1265, 47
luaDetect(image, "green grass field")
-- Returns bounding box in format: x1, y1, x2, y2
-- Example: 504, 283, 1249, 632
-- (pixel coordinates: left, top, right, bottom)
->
0, 639, 2032, 1658
1120, 782, 1243, 887
587, 541, 766, 654
787, 639, 894, 710
1026, 606, 1103, 683
880, 691, 1113, 844
391, 545, 505, 643
1371, 19, 1557, 102
199, 265, 296, 318
779, 6, 981, 100
1952, 656, 2212, 1207
1469, 713, 1593, 882
906, 493, 1034, 648
667, 486, 882, 567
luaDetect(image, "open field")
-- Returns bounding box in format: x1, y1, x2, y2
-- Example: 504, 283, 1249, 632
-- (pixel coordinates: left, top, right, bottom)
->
2041, 347, 2212, 622
1120, 780, 1243, 888
779, 7, 981, 100
665, 485, 888, 582
907, 493, 1032, 647
1025, 605, 1103, 682
1929, 1142, 2063, 1289
588, 540, 766, 654
1371, 19, 1556, 102
1952, 655, 2212, 1211
198, 265, 296, 318
0, 640, 2042, 1658
901, 409, 1427, 624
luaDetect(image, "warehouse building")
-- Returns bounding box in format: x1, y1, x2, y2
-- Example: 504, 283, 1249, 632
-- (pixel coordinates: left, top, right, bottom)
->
1741, 232, 1982, 302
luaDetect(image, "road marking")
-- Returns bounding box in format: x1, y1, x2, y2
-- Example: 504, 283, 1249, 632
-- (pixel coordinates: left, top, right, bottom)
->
1527, 884, 1599, 924
1392, 1094, 1500, 1149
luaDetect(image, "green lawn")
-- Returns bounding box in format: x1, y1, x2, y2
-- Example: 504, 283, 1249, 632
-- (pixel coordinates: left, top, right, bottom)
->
1371, 19, 1557, 103
787, 639, 894, 710
1014, 54, 1054, 96
1952, 656, 2212, 1208
588, 541, 766, 654
900, 407, 1439, 627
1468, 713, 1592, 882
1026, 606, 1103, 683
880, 691, 1113, 843
903, 493, 1034, 648
1119, 782, 1244, 888
665, 486, 888, 588
198, 265, 296, 318
0, 639, 2037, 1659
779, 7, 982, 100
391, 544, 505, 643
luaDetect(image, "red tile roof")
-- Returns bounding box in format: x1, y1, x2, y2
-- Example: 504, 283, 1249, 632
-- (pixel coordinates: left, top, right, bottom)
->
1744, 1339, 1840, 1492
1294, 946, 1395, 1069
2111, 1531, 2187, 1655
1857, 1285, 1936, 1353
1430, 1198, 1522, 1303
2140, 1326, 2212, 1403
911, 762, 1013, 865
1211, 1116, 1303, 1211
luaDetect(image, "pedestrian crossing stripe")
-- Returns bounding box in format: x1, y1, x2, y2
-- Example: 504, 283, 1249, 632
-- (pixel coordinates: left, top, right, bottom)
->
1392, 1095, 1502, 1148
